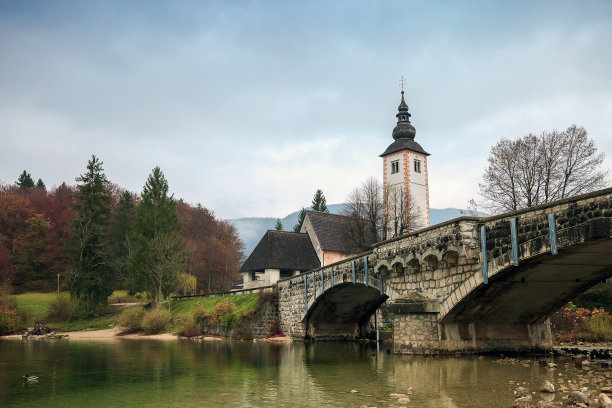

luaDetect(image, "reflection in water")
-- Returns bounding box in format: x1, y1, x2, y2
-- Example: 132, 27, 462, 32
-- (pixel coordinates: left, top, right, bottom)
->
0, 339, 587, 407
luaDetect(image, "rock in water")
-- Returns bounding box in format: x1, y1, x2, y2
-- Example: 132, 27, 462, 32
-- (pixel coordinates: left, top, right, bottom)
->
513, 396, 532, 408
568, 391, 589, 405
540, 380, 555, 393
515, 387, 530, 398
598, 392, 612, 408
536, 401, 554, 408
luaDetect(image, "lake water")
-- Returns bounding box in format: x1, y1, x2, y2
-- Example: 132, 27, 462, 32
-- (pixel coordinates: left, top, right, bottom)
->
0, 339, 601, 407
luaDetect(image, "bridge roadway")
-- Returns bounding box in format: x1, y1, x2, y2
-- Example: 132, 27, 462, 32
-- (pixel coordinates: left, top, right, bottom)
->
276, 187, 612, 354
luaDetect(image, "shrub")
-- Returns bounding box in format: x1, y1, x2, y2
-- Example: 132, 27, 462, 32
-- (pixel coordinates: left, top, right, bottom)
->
192, 304, 212, 333
258, 289, 277, 305
142, 308, 171, 334
117, 307, 145, 333
268, 317, 282, 336
173, 313, 196, 336
46, 293, 79, 322
0, 282, 23, 334
0, 281, 17, 308
0, 304, 23, 335
582, 309, 612, 342
552, 305, 612, 342
212, 300, 236, 335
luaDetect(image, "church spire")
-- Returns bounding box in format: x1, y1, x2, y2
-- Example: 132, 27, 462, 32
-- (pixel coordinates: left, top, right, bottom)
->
392, 91, 416, 140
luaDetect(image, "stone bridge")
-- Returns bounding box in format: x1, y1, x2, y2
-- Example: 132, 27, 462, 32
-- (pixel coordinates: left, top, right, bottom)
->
277, 188, 612, 353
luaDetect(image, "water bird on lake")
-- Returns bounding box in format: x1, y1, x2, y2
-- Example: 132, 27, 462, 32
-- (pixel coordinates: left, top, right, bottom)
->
23, 375, 38, 383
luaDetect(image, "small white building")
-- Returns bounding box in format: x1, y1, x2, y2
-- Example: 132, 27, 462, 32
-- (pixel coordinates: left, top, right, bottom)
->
240, 230, 320, 289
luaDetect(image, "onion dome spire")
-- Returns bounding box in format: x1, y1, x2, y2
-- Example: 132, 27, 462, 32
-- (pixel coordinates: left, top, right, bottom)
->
392, 91, 416, 141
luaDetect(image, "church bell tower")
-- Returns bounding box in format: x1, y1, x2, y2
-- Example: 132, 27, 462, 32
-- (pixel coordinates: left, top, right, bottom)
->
380, 90, 430, 236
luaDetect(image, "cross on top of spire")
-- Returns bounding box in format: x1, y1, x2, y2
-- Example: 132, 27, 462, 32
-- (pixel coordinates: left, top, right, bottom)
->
399, 75, 405, 93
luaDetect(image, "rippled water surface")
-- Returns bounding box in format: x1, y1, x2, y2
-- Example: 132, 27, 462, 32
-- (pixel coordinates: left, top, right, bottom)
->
0, 339, 601, 407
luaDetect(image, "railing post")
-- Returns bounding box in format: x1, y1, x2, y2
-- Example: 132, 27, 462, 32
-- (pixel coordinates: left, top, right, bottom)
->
303, 275, 308, 313
312, 271, 317, 299
364, 256, 369, 286
352, 260, 356, 283
510, 218, 519, 266
480, 225, 488, 285
548, 213, 558, 255
379, 275, 383, 295
320, 269, 324, 293
330, 267, 334, 287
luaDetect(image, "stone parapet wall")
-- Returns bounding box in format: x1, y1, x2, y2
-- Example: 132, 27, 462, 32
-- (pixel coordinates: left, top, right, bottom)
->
483, 190, 612, 279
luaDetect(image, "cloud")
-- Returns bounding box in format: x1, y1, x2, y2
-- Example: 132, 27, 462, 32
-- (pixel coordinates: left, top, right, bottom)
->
1, 0, 611, 219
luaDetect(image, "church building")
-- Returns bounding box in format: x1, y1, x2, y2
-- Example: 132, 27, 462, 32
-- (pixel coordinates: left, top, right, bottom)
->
237, 89, 431, 290
380, 91, 431, 236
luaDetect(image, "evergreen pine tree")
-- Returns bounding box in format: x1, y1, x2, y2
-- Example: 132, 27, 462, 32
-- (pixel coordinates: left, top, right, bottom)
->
36, 179, 46, 190
67, 155, 114, 311
293, 208, 306, 232
274, 218, 283, 231
16, 170, 35, 188
128, 166, 185, 305
311, 189, 329, 213
110, 191, 136, 288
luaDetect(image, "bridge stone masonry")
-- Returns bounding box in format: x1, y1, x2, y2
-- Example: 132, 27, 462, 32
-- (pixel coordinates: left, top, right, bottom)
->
276, 187, 612, 354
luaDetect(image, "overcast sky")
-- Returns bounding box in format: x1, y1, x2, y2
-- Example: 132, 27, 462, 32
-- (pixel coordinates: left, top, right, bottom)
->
1, 1, 611, 219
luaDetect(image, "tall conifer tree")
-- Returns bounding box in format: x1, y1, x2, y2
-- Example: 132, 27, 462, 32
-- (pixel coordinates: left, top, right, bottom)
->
110, 191, 136, 287
67, 155, 114, 311
129, 167, 185, 305
293, 208, 306, 232
274, 218, 283, 231
311, 189, 329, 213
16, 170, 35, 189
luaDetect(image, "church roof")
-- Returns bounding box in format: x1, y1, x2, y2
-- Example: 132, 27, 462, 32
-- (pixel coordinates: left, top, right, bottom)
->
240, 230, 320, 272
380, 91, 430, 157
380, 138, 430, 157
303, 211, 377, 253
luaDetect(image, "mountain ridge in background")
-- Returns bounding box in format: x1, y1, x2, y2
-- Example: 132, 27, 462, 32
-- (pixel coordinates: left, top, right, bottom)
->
229, 204, 486, 257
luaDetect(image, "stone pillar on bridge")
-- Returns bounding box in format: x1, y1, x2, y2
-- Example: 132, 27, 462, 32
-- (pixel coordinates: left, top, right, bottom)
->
390, 293, 441, 354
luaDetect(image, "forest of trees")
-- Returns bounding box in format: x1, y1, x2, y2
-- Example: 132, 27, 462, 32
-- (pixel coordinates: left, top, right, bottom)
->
0, 159, 244, 299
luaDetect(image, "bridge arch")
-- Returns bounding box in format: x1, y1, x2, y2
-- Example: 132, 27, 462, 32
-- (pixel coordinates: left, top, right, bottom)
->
297, 261, 401, 339
438, 216, 612, 349
304, 283, 388, 339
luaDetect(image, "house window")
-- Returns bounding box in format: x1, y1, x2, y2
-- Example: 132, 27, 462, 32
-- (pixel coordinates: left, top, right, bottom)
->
391, 160, 399, 174
414, 159, 421, 173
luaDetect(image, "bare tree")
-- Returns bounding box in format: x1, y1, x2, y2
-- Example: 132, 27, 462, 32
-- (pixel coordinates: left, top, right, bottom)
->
342, 177, 424, 247
383, 184, 424, 237
342, 177, 382, 249
478, 125, 608, 214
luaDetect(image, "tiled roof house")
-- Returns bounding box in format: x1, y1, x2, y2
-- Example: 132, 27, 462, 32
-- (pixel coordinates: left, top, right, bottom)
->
300, 211, 378, 266
240, 230, 320, 289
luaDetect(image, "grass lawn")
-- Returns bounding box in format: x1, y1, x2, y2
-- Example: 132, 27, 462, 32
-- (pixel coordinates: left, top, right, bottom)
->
14, 291, 261, 333
16, 292, 59, 324
166, 293, 260, 318
108, 290, 143, 304
15, 291, 141, 330
50, 316, 117, 332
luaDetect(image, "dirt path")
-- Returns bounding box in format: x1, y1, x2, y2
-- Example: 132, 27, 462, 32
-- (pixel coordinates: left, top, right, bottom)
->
0, 327, 177, 341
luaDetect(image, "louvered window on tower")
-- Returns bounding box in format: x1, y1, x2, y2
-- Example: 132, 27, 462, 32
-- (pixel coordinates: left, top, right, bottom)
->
414, 159, 421, 173
391, 160, 399, 174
